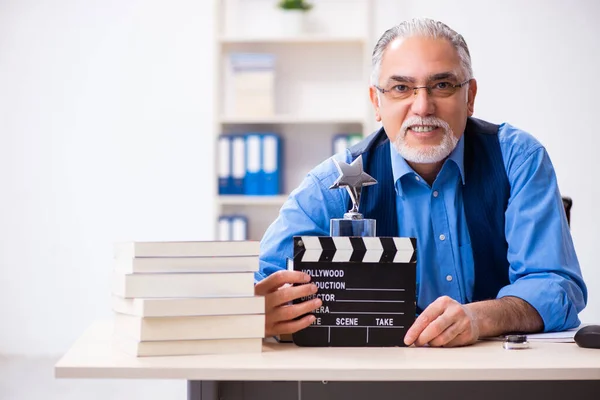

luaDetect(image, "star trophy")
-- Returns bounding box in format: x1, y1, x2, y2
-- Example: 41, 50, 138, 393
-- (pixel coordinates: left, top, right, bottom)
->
329, 155, 377, 237
291, 154, 417, 347
292, 156, 416, 347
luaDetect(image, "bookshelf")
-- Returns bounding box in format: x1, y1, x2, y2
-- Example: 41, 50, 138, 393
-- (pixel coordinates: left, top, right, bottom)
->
219, 36, 367, 45
220, 115, 365, 125
218, 195, 288, 206
214, 0, 375, 241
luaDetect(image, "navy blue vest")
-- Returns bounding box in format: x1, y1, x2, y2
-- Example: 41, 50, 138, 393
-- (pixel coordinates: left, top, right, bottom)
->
348, 117, 510, 302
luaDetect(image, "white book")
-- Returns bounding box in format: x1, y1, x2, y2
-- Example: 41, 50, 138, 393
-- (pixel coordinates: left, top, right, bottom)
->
112, 271, 254, 298
112, 295, 264, 317
113, 335, 263, 357
114, 255, 259, 274
226, 53, 275, 118
483, 326, 585, 344
234, 70, 274, 117
114, 313, 265, 341
114, 240, 260, 258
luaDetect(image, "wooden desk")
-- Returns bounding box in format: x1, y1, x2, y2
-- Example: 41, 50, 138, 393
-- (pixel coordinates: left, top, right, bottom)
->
55, 321, 600, 400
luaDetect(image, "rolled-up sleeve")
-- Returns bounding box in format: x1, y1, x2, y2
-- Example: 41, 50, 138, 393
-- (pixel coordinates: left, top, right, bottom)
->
499, 142, 587, 331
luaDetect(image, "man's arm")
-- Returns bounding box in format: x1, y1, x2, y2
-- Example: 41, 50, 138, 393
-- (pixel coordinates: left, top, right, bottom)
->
404, 295, 543, 347
406, 129, 587, 347
255, 154, 350, 337
466, 296, 543, 337
258, 156, 349, 279
497, 137, 587, 332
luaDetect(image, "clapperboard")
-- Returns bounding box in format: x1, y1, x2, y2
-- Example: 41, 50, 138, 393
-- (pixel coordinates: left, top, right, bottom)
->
292, 236, 417, 347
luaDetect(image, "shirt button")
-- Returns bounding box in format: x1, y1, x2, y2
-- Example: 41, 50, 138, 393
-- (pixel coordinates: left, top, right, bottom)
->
415, 176, 421, 182
439, 234, 446, 241
446, 275, 453, 282
433, 190, 439, 198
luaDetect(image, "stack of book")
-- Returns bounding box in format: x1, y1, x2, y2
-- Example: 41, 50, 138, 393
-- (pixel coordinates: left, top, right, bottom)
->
225, 52, 276, 118
111, 240, 265, 357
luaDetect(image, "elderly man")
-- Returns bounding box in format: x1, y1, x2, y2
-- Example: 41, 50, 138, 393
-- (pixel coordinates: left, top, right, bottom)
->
254, 18, 587, 347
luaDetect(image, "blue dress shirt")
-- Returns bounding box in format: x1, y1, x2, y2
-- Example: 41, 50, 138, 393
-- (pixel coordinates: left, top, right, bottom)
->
257, 123, 587, 332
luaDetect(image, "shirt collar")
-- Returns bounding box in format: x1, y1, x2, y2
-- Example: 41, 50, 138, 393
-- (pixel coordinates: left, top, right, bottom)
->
390, 134, 466, 195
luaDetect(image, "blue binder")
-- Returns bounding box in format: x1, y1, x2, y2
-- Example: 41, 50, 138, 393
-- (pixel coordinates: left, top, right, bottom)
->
230, 135, 246, 195
261, 133, 281, 195
347, 133, 362, 147
218, 135, 232, 194
332, 133, 349, 156
244, 133, 262, 195
230, 215, 248, 241
217, 215, 232, 241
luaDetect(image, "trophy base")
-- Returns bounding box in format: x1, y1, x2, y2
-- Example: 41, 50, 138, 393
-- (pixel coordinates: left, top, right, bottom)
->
330, 217, 376, 237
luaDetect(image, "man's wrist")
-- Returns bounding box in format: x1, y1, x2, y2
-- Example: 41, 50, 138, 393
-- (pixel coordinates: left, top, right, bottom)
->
464, 301, 492, 338
465, 296, 544, 338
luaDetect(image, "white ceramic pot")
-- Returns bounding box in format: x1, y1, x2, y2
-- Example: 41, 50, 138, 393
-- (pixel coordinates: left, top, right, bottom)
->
279, 9, 306, 36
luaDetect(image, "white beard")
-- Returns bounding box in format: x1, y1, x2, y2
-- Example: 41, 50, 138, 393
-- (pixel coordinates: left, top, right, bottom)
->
393, 116, 459, 164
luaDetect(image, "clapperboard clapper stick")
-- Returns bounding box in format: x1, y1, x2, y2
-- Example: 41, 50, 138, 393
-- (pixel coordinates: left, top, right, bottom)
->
292, 236, 417, 347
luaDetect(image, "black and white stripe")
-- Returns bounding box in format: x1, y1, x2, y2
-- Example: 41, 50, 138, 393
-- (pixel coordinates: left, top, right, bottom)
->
294, 236, 416, 263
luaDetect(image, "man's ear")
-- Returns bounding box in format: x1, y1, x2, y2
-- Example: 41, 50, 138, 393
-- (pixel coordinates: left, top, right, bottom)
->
467, 79, 477, 116
369, 86, 382, 122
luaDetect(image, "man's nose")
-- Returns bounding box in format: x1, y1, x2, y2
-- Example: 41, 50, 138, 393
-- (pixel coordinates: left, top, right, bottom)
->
410, 87, 435, 116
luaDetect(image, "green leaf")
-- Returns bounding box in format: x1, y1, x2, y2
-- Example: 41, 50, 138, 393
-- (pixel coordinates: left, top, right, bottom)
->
277, 0, 313, 11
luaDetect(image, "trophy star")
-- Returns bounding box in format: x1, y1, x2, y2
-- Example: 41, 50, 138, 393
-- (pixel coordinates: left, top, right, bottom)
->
329, 156, 377, 190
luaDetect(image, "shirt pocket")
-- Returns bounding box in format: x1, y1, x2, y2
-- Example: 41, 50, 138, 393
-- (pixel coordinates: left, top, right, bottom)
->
459, 242, 475, 303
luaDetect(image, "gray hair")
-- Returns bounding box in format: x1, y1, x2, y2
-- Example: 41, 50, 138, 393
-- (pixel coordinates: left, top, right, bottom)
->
371, 18, 473, 86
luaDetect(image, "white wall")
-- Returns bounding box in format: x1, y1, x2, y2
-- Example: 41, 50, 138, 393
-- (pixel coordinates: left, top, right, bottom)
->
374, 0, 600, 324
0, 0, 216, 355
0, 0, 598, 356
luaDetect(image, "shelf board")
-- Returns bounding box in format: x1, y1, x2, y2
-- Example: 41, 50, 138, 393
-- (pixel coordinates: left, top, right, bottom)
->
220, 115, 365, 125
218, 195, 288, 206
219, 36, 366, 45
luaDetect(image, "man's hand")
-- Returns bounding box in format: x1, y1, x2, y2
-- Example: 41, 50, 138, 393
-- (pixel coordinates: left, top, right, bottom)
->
404, 296, 480, 347
255, 270, 322, 337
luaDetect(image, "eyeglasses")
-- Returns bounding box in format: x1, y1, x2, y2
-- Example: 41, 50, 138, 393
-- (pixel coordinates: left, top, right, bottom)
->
374, 79, 471, 100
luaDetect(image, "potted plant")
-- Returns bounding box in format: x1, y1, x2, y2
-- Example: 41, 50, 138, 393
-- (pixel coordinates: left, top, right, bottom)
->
276, 0, 313, 36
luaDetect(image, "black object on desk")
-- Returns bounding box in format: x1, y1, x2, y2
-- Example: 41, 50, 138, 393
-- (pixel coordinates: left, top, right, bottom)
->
574, 325, 600, 349
292, 235, 417, 347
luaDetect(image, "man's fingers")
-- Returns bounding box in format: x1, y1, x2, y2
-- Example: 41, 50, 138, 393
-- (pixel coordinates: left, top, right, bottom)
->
427, 321, 462, 347
404, 296, 451, 345
442, 331, 472, 348
414, 313, 455, 346
269, 298, 322, 325
405, 314, 433, 346
255, 270, 311, 296
271, 314, 316, 336
265, 283, 317, 310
